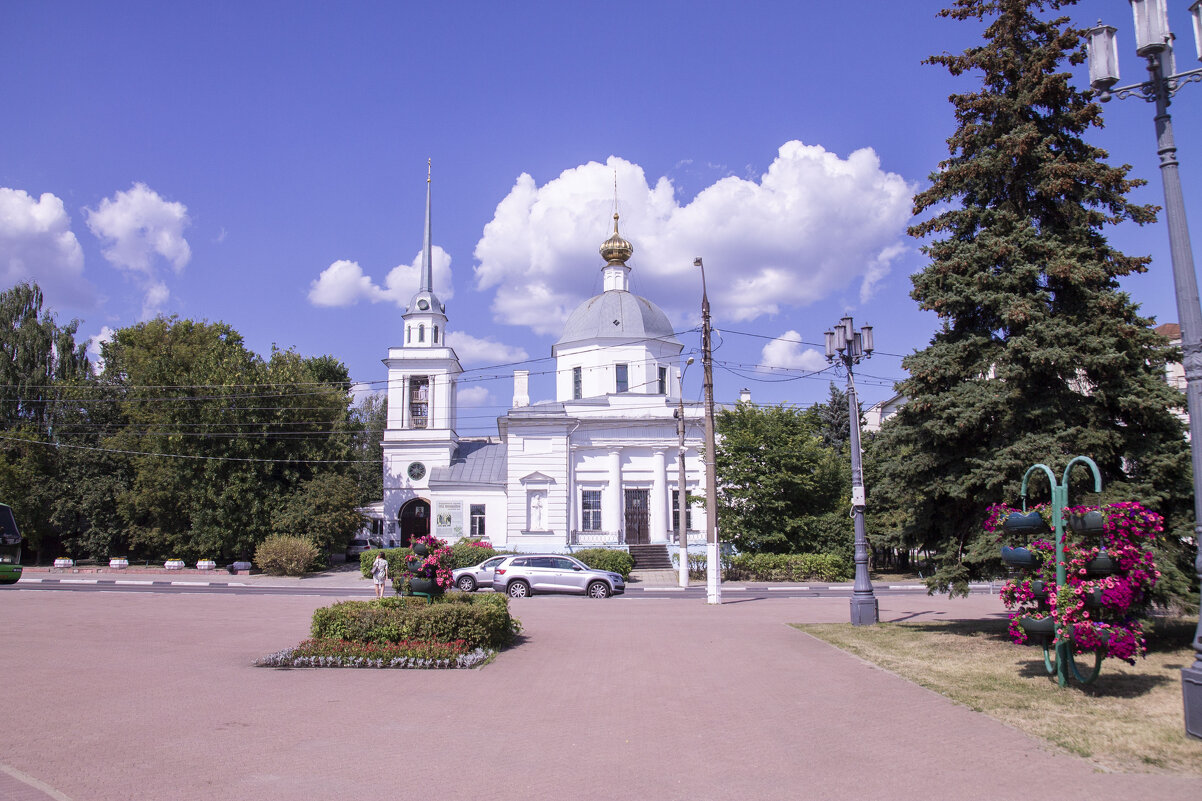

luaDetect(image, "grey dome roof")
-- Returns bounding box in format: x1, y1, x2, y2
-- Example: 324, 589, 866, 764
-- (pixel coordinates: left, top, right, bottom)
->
555, 290, 680, 347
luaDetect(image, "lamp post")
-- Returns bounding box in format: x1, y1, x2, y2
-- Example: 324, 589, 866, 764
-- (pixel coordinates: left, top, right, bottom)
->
675, 356, 695, 588
825, 316, 878, 625
1086, 0, 1202, 739
695, 257, 721, 605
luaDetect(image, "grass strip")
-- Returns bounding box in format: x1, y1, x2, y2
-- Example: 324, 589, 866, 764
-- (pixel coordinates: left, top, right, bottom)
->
795, 616, 1202, 775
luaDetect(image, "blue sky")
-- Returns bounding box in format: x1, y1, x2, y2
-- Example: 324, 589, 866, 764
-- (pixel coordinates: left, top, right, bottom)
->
3, 1, 1200, 436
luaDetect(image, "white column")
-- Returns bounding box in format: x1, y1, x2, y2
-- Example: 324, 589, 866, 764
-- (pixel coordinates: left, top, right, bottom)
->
651, 448, 668, 542
604, 449, 622, 537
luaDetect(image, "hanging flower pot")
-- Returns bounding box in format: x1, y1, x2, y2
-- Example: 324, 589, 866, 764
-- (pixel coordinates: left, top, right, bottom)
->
1029, 580, 1049, 600
1001, 546, 1039, 570
1067, 511, 1105, 538
1020, 616, 1055, 644
1002, 511, 1049, 537
412, 542, 430, 557
1084, 588, 1105, 607
1085, 551, 1116, 576
407, 576, 442, 596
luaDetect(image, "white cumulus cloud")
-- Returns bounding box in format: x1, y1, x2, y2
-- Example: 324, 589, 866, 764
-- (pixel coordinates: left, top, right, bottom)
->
758, 330, 827, 373
87, 325, 116, 372
84, 183, 191, 319
445, 331, 529, 366
0, 187, 92, 306
473, 143, 914, 334
308, 246, 453, 308
456, 385, 492, 408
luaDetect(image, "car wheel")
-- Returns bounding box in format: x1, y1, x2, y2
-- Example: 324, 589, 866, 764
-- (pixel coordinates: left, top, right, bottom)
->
456, 575, 477, 592
587, 581, 611, 599
506, 580, 530, 598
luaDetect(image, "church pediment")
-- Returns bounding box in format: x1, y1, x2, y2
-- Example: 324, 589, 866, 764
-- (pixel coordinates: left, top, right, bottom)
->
519, 471, 556, 486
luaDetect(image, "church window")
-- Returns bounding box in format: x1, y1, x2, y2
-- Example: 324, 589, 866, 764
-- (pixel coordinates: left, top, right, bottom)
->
470, 504, 486, 538
573, 366, 582, 399
615, 364, 628, 393
581, 490, 602, 531
418, 324, 425, 343
433, 325, 439, 343
672, 490, 693, 533
407, 326, 411, 344
408, 376, 429, 429
658, 366, 668, 395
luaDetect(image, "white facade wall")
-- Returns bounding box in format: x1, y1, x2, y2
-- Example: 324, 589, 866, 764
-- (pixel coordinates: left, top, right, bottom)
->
430, 489, 507, 544
555, 341, 683, 401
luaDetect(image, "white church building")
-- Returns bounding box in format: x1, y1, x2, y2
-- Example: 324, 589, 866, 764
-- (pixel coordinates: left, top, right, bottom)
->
371, 177, 708, 554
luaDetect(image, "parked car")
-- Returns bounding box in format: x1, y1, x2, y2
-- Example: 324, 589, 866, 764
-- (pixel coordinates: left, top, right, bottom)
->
346, 538, 373, 560
490, 554, 625, 598
451, 555, 509, 592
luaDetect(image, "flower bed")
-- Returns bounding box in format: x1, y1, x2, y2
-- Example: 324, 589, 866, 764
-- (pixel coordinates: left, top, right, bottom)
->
991, 501, 1161, 664
256, 638, 491, 669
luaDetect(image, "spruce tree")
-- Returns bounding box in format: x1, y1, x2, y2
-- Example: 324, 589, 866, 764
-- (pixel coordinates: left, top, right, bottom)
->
872, 0, 1194, 595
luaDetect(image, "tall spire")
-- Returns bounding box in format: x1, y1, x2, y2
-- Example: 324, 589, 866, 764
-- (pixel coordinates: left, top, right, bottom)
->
420, 159, 433, 293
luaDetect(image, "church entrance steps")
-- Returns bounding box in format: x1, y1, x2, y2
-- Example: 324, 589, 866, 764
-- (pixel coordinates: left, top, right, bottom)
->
627, 544, 673, 570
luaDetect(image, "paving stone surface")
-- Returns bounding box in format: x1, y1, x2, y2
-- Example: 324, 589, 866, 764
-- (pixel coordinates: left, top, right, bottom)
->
2, 588, 1197, 800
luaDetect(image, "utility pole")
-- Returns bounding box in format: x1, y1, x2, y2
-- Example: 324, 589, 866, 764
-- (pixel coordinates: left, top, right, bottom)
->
696, 258, 721, 605
825, 316, 878, 625
676, 357, 695, 588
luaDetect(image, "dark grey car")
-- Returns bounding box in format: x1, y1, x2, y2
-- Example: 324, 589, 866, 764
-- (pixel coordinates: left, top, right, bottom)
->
491, 554, 625, 598
451, 555, 508, 592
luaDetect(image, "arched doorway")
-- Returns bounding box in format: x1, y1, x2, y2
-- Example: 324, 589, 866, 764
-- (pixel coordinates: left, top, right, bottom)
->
399, 498, 431, 547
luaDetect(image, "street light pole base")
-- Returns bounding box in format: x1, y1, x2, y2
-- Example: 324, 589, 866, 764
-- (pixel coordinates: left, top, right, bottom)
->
1184, 666, 1202, 739
850, 595, 879, 627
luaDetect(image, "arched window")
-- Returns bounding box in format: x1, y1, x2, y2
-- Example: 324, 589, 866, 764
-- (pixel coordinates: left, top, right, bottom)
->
406, 326, 411, 344
419, 324, 425, 343
433, 325, 439, 343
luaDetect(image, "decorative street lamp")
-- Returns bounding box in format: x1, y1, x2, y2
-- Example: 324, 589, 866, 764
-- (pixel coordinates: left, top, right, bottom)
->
695, 257, 721, 605
825, 316, 878, 626
675, 356, 695, 589
1086, 0, 1202, 739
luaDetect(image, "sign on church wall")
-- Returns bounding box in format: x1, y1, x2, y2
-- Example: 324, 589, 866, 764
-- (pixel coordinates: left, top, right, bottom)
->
435, 500, 463, 540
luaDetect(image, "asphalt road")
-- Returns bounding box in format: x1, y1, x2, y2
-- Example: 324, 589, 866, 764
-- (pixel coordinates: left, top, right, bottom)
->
7, 576, 1000, 600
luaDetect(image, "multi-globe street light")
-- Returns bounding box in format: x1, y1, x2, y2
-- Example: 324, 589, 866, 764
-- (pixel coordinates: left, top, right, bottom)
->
825, 316, 879, 626
1086, 0, 1202, 738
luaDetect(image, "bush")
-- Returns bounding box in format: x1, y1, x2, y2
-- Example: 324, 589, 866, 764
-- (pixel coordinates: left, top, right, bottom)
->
571, 548, 634, 579
255, 534, 320, 576
450, 540, 503, 568
310, 593, 518, 649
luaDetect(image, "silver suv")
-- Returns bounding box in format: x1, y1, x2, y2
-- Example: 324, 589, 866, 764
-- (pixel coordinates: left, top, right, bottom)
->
491, 554, 625, 598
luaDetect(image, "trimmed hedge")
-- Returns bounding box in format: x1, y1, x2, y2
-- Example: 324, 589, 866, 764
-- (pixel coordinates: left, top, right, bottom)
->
571, 548, 634, 579
725, 552, 852, 582
310, 593, 518, 649
359, 547, 412, 578
678, 551, 851, 582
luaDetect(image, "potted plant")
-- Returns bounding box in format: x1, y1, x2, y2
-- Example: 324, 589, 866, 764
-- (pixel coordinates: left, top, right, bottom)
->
108, 557, 129, 569
1001, 510, 1049, 537
53, 556, 73, 569
196, 558, 216, 571
164, 558, 185, 570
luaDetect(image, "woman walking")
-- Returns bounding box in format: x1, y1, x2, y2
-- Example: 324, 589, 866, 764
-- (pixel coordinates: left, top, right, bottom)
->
371, 551, 389, 599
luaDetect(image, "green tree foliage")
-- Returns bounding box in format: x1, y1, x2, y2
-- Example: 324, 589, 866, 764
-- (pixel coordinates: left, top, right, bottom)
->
272, 472, 365, 559
714, 403, 848, 554
872, 0, 1193, 595
97, 317, 357, 562
349, 391, 387, 504
0, 283, 90, 557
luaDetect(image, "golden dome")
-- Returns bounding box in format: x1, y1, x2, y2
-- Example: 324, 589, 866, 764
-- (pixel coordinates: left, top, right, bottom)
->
599, 213, 633, 265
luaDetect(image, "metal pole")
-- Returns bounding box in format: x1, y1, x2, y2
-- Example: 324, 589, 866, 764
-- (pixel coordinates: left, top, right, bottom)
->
696, 258, 721, 605
1142, 50, 1202, 738
846, 361, 878, 626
